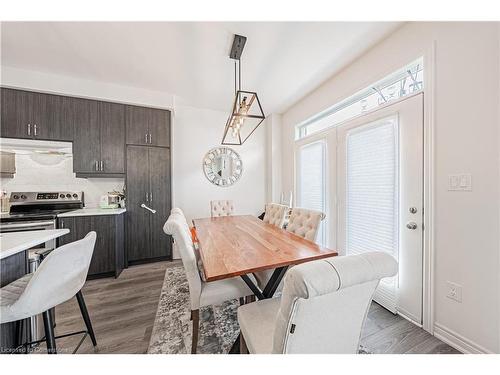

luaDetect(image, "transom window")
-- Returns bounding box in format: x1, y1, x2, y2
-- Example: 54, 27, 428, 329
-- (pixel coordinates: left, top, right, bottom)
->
296, 57, 423, 140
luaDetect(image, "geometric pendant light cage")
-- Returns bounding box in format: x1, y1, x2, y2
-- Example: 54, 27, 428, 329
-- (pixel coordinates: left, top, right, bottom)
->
221, 34, 265, 145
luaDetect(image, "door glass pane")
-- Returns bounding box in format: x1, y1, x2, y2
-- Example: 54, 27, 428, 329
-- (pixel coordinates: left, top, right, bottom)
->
346, 117, 399, 309
297, 141, 326, 245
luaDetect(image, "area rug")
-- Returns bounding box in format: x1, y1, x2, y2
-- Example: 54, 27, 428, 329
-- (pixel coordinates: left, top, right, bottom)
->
147, 264, 371, 354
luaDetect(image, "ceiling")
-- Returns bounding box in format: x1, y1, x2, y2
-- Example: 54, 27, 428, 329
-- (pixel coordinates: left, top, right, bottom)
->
1, 22, 401, 114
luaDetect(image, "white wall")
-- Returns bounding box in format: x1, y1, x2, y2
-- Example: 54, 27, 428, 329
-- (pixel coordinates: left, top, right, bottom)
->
0, 153, 123, 208
265, 114, 283, 203
172, 104, 266, 223
280, 22, 500, 353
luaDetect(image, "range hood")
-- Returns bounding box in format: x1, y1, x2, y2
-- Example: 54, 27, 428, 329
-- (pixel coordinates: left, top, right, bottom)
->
0, 137, 73, 155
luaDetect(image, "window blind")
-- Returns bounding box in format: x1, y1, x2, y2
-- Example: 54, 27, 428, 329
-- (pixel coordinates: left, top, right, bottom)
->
298, 141, 326, 245
346, 118, 399, 311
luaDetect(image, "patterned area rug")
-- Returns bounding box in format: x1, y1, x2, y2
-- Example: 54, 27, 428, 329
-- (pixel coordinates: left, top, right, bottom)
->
148, 264, 371, 354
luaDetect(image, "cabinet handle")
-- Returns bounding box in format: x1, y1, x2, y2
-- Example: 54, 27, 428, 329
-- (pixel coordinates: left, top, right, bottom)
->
145, 192, 149, 202
60, 220, 64, 228
149, 133, 152, 144
145, 133, 148, 143
95, 160, 99, 171
34, 124, 38, 136
27, 124, 31, 135
100, 160, 104, 171
150, 191, 153, 202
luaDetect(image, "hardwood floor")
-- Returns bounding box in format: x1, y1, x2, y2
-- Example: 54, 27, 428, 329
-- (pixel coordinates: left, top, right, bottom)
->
50, 261, 459, 354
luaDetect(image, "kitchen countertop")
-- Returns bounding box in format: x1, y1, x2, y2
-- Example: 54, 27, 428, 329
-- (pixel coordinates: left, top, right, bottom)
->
0, 229, 70, 260
58, 208, 126, 217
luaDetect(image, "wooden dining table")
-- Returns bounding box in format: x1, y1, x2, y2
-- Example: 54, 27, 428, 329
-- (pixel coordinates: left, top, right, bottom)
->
192, 215, 338, 353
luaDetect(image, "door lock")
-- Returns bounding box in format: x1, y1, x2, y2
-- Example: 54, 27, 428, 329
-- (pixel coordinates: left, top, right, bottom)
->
406, 222, 418, 230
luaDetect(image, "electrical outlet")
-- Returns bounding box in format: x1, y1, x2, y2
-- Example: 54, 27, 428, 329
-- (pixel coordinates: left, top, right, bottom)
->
446, 281, 462, 303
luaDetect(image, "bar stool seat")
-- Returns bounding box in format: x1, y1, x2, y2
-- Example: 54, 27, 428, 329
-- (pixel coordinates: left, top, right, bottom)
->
0, 274, 33, 321
0, 232, 97, 354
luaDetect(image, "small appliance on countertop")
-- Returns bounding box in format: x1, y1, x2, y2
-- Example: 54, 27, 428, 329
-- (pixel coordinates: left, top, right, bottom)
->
99, 190, 125, 209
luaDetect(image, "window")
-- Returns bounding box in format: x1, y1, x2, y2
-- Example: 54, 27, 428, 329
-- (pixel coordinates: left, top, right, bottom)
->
296, 57, 423, 140
297, 140, 327, 246
345, 117, 399, 311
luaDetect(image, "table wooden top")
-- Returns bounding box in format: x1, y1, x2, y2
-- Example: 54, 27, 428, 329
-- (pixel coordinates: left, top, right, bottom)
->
192, 215, 338, 282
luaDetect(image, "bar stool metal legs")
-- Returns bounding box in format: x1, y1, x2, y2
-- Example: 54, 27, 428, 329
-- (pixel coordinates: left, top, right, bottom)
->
76, 290, 97, 347
42, 310, 56, 354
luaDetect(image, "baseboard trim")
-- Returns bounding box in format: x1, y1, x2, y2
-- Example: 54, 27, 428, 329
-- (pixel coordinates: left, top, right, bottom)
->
433, 323, 494, 354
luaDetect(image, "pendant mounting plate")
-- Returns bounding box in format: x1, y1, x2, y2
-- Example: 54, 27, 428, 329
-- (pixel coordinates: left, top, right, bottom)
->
229, 34, 247, 60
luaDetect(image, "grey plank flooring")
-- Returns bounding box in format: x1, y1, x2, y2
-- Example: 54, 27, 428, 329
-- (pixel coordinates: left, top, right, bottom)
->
48, 261, 459, 354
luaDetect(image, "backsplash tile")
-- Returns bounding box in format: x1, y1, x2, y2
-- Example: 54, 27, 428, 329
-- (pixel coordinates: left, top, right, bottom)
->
0, 153, 124, 208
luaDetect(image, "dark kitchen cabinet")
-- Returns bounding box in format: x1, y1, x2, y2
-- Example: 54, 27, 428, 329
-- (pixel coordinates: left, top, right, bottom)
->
58, 214, 125, 279
73, 101, 125, 177
126, 105, 170, 147
0, 88, 73, 141
126, 145, 171, 264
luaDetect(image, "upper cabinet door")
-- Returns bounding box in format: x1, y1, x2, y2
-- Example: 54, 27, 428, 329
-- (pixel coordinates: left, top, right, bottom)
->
126, 105, 150, 145
149, 108, 170, 147
99, 102, 125, 174
73, 99, 101, 174
31, 92, 69, 141
0, 88, 32, 139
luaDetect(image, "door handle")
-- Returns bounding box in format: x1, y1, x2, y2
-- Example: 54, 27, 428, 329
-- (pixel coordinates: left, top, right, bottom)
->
141, 203, 156, 214
406, 222, 418, 230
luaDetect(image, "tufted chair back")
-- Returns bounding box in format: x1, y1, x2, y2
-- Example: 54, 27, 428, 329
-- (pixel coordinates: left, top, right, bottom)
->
286, 207, 325, 241
263, 203, 289, 228
163, 210, 203, 310
210, 200, 234, 217
272, 252, 398, 353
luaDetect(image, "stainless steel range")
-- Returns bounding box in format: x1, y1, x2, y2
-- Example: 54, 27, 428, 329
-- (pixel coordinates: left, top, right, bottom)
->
0, 191, 84, 247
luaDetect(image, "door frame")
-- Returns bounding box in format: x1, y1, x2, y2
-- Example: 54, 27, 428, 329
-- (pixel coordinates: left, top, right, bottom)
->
292, 44, 437, 334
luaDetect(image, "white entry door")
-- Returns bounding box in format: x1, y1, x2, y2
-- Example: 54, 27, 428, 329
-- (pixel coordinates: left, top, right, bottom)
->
337, 93, 423, 324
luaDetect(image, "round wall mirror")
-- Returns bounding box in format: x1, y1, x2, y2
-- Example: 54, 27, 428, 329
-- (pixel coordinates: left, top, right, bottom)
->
203, 147, 243, 187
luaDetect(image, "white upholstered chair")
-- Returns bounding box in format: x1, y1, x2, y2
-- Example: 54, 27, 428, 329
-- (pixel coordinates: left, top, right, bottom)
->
262, 203, 289, 228
255, 207, 326, 290
286, 207, 326, 241
0, 232, 97, 354
238, 252, 398, 354
163, 209, 256, 353
210, 200, 234, 217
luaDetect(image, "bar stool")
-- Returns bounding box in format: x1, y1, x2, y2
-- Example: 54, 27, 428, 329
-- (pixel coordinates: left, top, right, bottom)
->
0, 232, 97, 354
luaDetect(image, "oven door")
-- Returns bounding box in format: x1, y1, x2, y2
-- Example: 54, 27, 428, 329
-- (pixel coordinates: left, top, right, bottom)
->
0, 220, 57, 251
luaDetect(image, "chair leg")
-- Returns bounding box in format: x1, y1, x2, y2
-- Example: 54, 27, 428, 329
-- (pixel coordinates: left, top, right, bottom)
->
240, 333, 248, 354
42, 310, 56, 354
239, 297, 245, 306
191, 309, 199, 354
245, 295, 256, 303
76, 290, 97, 346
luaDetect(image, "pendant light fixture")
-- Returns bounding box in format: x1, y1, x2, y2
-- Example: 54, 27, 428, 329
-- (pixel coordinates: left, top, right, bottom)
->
221, 34, 265, 145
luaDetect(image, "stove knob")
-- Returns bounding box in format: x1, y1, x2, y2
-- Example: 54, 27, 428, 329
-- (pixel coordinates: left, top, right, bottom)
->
13, 195, 19, 200
60, 194, 65, 198
72, 193, 78, 198
66, 194, 72, 198
20, 194, 27, 199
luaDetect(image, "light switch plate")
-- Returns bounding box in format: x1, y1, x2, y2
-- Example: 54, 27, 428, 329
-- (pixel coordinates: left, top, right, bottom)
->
448, 174, 472, 191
